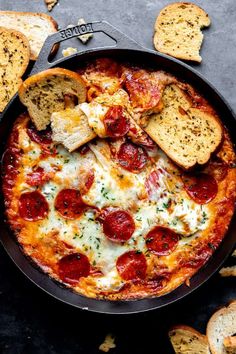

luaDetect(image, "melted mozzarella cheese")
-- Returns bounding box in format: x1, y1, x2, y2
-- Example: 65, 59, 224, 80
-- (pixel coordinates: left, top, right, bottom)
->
16, 122, 212, 292
79, 89, 132, 138
80, 102, 108, 137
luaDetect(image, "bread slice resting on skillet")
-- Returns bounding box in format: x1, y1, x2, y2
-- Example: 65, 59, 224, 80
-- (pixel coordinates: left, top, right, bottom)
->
144, 84, 223, 170
18, 68, 87, 130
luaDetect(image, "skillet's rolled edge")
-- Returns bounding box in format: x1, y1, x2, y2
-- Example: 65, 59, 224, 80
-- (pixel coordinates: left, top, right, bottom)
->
0, 23, 236, 314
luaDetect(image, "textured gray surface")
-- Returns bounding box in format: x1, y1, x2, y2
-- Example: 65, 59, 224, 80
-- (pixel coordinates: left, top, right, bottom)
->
0, 1, 235, 354
1, 0, 235, 112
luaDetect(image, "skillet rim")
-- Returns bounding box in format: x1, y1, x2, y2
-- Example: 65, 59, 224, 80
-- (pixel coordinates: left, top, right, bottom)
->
0, 44, 236, 315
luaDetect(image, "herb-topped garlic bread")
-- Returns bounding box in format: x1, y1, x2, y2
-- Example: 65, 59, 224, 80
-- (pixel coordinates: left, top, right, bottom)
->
145, 84, 223, 170
18, 68, 87, 130
0, 27, 30, 112
169, 325, 210, 354
153, 2, 211, 62
0, 11, 58, 60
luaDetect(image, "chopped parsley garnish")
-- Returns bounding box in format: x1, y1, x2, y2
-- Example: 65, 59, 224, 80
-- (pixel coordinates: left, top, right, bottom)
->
201, 211, 208, 224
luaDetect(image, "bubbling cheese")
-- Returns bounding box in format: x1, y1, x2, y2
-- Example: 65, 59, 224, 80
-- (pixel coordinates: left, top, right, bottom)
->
16, 122, 212, 292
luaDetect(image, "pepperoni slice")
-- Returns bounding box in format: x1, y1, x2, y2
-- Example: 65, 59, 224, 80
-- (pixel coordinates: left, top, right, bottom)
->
117, 142, 148, 173
27, 122, 52, 145
145, 170, 160, 197
19, 191, 49, 221
103, 106, 130, 138
26, 167, 51, 187
2, 147, 21, 177
124, 70, 161, 111
78, 144, 90, 155
58, 253, 90, 284
55, 189, 88, 219
183, 173, 218, 204
116, 251, 147, 281
146, 226, 179, 256
103, 210, 135, 243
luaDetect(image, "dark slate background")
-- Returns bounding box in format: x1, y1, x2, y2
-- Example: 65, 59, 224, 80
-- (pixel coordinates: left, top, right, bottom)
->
0, 0, 235, 353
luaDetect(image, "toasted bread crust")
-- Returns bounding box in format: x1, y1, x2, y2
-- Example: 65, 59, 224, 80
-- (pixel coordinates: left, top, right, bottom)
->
145, 84, 223, 170
0, 11, 58, 60
169, 325, 209, 354
19, 68, 87, 130
154, 2, 211, 62
0, 27, 30, 112
207, 301, 236, 354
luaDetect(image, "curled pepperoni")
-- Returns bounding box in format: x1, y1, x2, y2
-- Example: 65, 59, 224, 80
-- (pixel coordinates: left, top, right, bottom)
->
102, 210, 135, 243
26, 167, 51, 187
116, 251, 147, 281
55, 189, 88, 219
19, 191, 49, 221
145, 170, 160, 197
117, 142, 148, 173
146, 226, 179, 256
103, 106, 130, 138
78, 144, 90, 155
124, 70, 161, 111
183, 173, 218, 204
27, 122, 52, 145
58, 253, 90, 284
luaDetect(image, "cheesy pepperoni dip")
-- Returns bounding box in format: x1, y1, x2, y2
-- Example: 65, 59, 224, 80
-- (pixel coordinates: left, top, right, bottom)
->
2, 58, 236, 300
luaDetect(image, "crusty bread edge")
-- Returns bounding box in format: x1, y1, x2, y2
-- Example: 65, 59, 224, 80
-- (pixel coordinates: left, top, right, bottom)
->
154, 2, 211, 30
19, 67, 87, 105
206, 301, 236, 354
145, 119, 223, 170
153, 2, 211, 62
169, 324, 209, 344
0, 11, 58, 60
0, 26, 30, 76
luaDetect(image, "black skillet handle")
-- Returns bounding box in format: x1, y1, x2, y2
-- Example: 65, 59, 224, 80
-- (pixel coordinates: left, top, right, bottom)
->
30, 21, 144, 75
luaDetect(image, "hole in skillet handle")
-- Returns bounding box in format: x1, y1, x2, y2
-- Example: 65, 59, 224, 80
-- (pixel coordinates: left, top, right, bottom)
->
30, 20, 144, 75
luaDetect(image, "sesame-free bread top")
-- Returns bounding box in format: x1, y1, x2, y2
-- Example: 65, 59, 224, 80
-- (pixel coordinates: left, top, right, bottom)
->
145, 84, 223, 170
0, 11, 58, 60
207, 301, 236, 354
51, 106, 96, 152
153, 2, 211, 62
0, 27, 30, 112
169, 325, 210, 354
18, 68, 87, 130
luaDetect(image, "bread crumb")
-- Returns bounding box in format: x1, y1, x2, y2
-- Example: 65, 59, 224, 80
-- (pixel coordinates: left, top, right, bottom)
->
219, 266, 236, 277
44, 0, 58, 11
78, 18, 93, 43
62, 47, 77, 57
99, 334, 116, 352
232, 249, 236, 257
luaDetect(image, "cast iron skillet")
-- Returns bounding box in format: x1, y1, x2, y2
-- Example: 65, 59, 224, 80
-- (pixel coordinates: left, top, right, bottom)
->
0, 21, 235, 314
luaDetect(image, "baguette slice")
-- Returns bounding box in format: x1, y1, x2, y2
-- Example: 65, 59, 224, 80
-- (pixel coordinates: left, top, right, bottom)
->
224, 336, 236, 354
145, 84, 223, 169
19, 68, 87, 130
0, 27, 30, 112
207, 301, 236, 354
0, 11, 58, 60
51, 106, 96, 152
154, 2, 211, 62
169, 325, 210, 354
